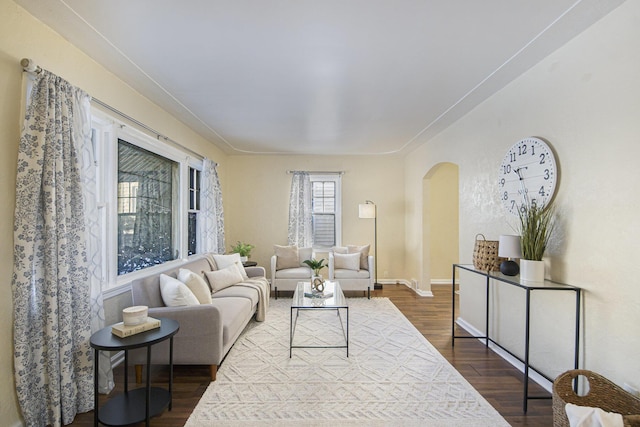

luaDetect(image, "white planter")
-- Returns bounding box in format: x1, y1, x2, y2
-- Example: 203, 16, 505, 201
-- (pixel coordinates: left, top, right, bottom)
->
240, 256, 248, 263
520, 259, 545, 283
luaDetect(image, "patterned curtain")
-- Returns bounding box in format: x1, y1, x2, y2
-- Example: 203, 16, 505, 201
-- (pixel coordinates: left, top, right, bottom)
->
288, 171, 313, 247
13, 69, 112, 426
200, 158, 225, 254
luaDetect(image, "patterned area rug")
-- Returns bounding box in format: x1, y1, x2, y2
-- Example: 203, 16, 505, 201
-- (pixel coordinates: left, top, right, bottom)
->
185, 297, 509, 426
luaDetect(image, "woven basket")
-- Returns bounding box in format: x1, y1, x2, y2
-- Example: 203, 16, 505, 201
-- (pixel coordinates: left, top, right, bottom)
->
552, 370, 640, 427
472, 234, 504, 271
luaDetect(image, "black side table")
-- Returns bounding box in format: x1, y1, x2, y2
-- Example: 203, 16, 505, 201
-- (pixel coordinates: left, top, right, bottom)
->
90, 318, 179, 426
242, 261, 257, 267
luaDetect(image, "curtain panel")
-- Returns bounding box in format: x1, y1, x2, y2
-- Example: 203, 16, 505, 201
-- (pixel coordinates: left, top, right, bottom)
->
200, 158, 225, 254
288, 171, 313, 247
13, 69, 112, 426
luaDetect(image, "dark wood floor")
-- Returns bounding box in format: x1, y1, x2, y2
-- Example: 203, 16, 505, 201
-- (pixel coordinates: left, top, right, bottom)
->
70, 284, 553, 426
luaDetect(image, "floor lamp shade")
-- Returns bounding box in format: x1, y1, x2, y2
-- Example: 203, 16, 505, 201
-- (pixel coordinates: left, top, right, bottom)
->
358, 201, 381, 289
359, 202, 376, 219
498, 234, 521, 276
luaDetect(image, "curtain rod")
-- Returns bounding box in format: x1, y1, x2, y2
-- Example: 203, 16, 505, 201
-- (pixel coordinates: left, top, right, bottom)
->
287, 170, 344, 175
20, 58, 209, 163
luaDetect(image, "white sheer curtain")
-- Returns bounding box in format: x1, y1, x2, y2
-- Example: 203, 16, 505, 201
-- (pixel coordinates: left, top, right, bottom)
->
288, 171, 313, 247
200, 158, 225, 254
13, 69, 112, 426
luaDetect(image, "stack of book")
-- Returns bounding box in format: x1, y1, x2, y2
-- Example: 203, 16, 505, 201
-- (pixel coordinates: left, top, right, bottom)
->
111, 317, 161, 338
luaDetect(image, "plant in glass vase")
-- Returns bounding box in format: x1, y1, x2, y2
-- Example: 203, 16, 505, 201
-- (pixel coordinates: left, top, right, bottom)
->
518, 196, 555, 282
303, 258, 327, 292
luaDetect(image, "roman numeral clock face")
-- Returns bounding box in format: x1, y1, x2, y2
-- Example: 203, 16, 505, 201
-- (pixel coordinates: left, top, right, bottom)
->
498, 137, 558, 215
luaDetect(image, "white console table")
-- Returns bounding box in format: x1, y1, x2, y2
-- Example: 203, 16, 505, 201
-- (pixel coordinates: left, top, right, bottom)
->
451, 264, 581, 413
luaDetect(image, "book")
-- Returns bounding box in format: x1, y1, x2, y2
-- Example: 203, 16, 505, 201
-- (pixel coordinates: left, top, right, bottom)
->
111, 317, 161, 338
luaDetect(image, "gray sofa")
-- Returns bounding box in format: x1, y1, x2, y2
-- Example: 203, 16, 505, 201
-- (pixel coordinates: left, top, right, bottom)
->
128, 253, 268, 381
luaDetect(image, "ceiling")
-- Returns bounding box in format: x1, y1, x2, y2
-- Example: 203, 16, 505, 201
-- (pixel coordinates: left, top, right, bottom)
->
16, 0, 624, 156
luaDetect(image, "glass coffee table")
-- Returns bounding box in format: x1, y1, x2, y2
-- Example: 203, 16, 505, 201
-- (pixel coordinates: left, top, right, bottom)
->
290, 280, 349, 357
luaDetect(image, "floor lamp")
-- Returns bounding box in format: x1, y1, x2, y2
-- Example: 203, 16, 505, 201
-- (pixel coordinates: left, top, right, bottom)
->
359, 200, 382, 289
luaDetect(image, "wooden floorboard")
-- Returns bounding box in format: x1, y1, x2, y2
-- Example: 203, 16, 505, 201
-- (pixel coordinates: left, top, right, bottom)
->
69, 283, 553, 426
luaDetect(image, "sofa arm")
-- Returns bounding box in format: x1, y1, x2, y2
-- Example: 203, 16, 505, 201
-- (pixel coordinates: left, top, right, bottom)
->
245, 266, 266, 278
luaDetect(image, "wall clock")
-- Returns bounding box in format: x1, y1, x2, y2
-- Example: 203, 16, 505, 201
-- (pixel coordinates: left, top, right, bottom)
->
498, 137, 558, 215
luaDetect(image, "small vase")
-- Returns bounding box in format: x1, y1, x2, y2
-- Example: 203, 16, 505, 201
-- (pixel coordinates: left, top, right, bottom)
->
520, 259, 545, 283
240, 256, 248, 263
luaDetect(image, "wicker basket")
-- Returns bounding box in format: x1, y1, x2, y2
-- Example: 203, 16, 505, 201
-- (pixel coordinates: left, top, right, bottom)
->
472, 234, 504, 271
553, 370, 640, 427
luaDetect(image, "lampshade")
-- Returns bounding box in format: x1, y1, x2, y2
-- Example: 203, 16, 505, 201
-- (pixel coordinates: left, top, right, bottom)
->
359, 202, 376, 219
498, 235, 522, 258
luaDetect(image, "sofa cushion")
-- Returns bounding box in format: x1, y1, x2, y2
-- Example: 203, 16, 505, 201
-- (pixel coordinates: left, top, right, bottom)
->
212, 253, 248, 280
205, 265, 244, 293
211, 285, 259, 308
178, 268, 212, 304
160, 274, 200, 306
335, 252, 361, 271
275, 266, 311, 279
274, 245, 299, 270
216, 297, 253, 344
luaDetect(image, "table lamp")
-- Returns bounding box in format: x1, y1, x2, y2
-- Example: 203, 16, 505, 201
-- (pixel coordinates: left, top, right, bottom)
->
498, 234, 521, 276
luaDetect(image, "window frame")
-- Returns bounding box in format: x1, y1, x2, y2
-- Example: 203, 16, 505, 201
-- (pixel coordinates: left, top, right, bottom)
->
309, 173, 342, 249
92, 109, 204, 289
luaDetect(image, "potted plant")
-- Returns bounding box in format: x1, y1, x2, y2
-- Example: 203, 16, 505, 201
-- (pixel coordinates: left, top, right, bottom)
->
303, 258, 327, 292
518, 198, 555, 282
230, 241, 255, 262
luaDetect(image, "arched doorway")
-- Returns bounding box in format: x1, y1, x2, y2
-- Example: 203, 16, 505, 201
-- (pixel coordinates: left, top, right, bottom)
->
422, 163, 459, 289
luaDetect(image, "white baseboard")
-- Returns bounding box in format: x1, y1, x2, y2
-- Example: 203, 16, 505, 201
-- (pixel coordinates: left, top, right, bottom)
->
455, 317, 553, 394
379, 279, 434, 297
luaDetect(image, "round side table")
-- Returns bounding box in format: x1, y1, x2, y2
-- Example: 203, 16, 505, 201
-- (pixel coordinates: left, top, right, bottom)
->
90, 318, 179, 426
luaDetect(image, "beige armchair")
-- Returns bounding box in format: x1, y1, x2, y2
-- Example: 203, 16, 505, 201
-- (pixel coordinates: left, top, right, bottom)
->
270, 245, 313, 298
328, 246, 373, 299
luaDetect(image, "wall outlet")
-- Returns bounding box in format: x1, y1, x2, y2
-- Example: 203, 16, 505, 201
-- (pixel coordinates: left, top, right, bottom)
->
623, 383, 640, 397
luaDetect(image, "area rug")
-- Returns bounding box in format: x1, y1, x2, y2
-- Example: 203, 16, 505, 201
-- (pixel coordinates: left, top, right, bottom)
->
185, 297, 509, 426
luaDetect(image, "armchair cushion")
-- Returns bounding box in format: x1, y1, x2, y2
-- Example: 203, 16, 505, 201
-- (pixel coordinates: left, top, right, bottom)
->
333, 245, 370, 270
334, 252, 361, 271
178, 268, 212, 304
205, 265, 244, 293
274, 245, 299, 270
275, 266, 312, 278
160, 274, 200, 306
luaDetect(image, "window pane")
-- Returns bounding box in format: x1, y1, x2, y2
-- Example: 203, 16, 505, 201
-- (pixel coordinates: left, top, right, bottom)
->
117, 140, 178, 275
188, 212, 197, 256
313, 213, 335, 247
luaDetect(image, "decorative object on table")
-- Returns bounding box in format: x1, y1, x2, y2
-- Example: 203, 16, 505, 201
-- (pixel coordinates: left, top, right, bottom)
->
472, 234, 505, 271
359, 200, 381, 289
518, 196, 555, 283
552, 370, 640, 427
498, 235, 522, 276
122, 305, 148, 326
303, 258, 327, 292
111, 316, 161, 338
498, 137, 559, 216
230, 241, 255, 263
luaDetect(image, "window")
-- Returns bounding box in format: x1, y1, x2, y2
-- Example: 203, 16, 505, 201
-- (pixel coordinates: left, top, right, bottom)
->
117, 140, 178, 275
188, 167, 201, 256
310, 174, 342, 248
91, 110, 205, 287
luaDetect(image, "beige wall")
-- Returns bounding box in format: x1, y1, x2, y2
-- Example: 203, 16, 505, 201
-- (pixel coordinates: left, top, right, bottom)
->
224, 155, 405, 282
405, 1, 639, 388
0, 0, 227, 424
426, 163, 459, 282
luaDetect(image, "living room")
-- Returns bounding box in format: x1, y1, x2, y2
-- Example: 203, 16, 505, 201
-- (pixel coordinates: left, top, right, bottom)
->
2, 0, 639, 425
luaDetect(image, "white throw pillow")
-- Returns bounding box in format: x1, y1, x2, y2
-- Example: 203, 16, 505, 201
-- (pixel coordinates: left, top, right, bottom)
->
160, 274, 200, 307
334, 252, 361, 271
205, 265, 244, 293
178, 268, 212, 304
212, 253, 248, 279
274, 245, 299, 270
348, 244, 371, 270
